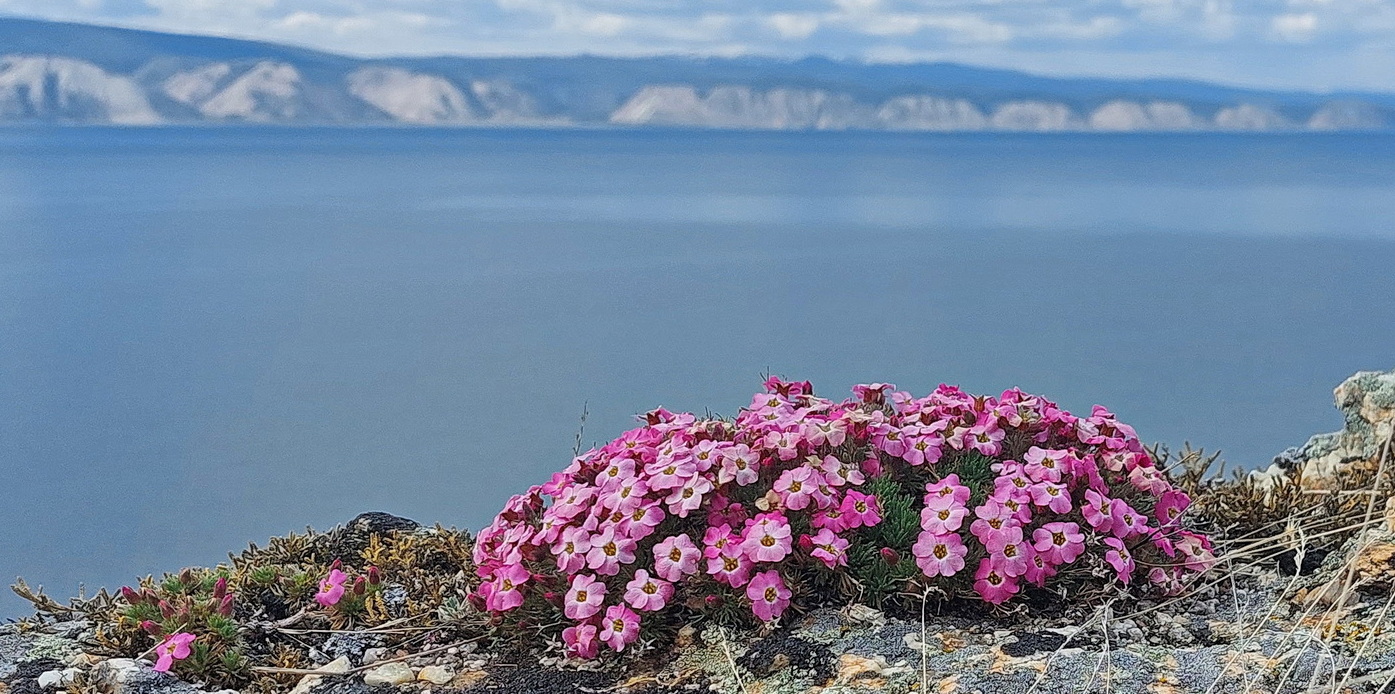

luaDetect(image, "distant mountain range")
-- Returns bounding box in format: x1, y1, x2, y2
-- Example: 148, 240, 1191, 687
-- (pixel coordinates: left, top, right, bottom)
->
3, 15, 1394, 131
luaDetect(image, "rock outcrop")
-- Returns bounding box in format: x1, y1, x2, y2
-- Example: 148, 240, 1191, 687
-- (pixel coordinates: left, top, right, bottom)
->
1278, 367, 1395, 487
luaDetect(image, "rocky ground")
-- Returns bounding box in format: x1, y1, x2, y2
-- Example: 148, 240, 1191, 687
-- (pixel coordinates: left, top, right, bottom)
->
4, 368, 1394, 694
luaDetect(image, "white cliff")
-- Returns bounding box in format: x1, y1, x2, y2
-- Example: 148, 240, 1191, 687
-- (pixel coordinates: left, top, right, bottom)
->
0, 55, 161, 124
198, 62, 303, 122
1088, 100, 1202, 131
347, 67, 474, 124
1214, 103, 1291, 130
875, 96, 987, 130
989, 100, 1081, 131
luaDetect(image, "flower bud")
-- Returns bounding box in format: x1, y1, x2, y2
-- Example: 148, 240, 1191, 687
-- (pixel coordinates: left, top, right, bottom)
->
143, 588, 160, 604
329, 559, 342, 572
797, 535, 814, 552
158, 600, 175, 618
140, 620, 163, 636
120, 586, 143, 604
880, 548, 901, 566
352, 577, 367, 596
366, 566, 381, 586
218, 595, 235, 616
704, 594, 723, 609
212, 577, 228, 600
467, 592, 487, 612
177, 568, 194, 586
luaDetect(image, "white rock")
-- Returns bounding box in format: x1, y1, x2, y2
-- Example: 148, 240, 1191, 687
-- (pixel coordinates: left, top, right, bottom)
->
364, 662, 415, 686
418, 665, 454, 685
320, 656, 352, 675
362, 647, 388, 665
37, 670, 64, 689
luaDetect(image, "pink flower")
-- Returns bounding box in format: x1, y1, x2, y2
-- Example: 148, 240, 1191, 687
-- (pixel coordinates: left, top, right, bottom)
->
811, 505, 849, 532
973, 560, 1019, 604
487, 563, 530, 612
920, 501, 968, 533
718, 444, 760, 486
764, 430, 803, 461
551, 486, 597, 521
564, 574, 606, 620
600, 477, 649, 515
645, 457, 697, 491
1028, 481, 1072, 514
902, 426, 944, 465
815, 454, 865, 487
869, 421, 908, 457
665, 475, 713, 518
595, 458, 636, 489
562, 622, 600, 659
707, 543, 753, 587
1032, 522, 1086, 565
1175, 532, 1216, 572
703, 524, 736, 559
1110, 501, 1149, 538
806, 528, 850, 568
1104, 537, 1136, 582
840, 491, 881, 529
742, 513, 794, 563
912, 531, 967, 578
315, 569, 348, 607
600, 604, 642, 652
746, 570, 792, 622
625, 569, 674, 612
989, 539, 1031, 578
152, 632, 197, 673
924, 475, 971, 506
1082, 489, 1117, 534
552, 526, 593, 574
618, 502, 665, 541
586, 526, 637, 576
1154, 490, 1190, 528
1023, 552, 1055, 587
653, 533, 701, 582
965, 416, 1004, 456
774, 466, 818, 510
804, 417, 849, 448
1022, 447, 1067, 483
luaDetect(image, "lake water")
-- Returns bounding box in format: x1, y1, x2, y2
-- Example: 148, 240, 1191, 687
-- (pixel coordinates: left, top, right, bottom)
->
2, 128, 1394, 617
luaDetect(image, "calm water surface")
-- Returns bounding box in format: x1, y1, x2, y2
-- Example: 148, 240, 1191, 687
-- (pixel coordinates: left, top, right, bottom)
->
2, 128, 1393, 616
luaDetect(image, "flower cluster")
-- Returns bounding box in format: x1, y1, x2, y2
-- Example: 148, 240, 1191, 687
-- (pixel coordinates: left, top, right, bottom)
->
473, 379, 1215, 659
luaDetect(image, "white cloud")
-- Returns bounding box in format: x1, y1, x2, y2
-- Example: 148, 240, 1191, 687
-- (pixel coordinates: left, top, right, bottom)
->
767, 12, 820, 39
1271, 11, 1318, 40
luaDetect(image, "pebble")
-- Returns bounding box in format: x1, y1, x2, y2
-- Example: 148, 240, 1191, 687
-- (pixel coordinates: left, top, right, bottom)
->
364, 662, 415, 686
362, 647, 387, 665
418, 665, 454, 685
37, 670, 65, 689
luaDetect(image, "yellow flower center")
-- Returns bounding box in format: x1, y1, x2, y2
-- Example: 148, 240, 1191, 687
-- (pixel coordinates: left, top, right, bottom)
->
1052, 532, 1066, 546
937, 509, 951, 521
761, 536, 775, 547
764, 587, 778, 602
575, 590, 588, 602
723, 557, 739, 571
643, 583, 657, 595
604, 542, 617, 556
501, 579, 514, 591
933, 545, 948, 559
788, 481, 802, 492
669, 548, 683, 561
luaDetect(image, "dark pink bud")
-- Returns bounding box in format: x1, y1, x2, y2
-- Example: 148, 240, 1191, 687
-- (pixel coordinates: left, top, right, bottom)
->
120, 586, 143, 604
158, 600, 175, 618
213, 577, 228, 600
797, 535, 814, 552
880, 548, 901, 566
140, 620, 163, 636
218, 595, 235, 616
704, 595, 723, 608
352, 577, 367, 596
329, 559, 342, 572
467, 592, 487, 612
366, 566, 381, 586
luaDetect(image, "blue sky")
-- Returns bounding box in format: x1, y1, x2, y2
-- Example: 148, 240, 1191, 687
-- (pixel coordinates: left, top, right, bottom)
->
4, 0, 1395, 92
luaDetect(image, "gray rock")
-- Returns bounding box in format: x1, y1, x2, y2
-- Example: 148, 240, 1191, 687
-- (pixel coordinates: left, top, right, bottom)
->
1281, 367, 1395, 480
